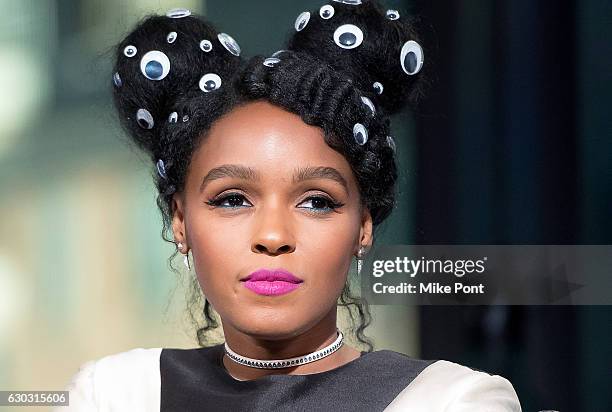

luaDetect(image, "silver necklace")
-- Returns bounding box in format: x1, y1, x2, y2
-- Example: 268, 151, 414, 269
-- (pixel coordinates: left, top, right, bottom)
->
224, 329, 344, 369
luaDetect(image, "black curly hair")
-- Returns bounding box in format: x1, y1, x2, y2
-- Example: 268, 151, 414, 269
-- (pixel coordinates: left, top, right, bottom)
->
111, 1, 426, 352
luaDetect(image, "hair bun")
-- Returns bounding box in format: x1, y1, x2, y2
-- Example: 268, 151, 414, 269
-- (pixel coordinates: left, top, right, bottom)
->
112, 12, 242, 158
285, 0, 425, 115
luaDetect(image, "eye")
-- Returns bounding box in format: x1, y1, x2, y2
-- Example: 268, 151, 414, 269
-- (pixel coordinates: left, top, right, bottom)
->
271, 49, 288, 57
218, 33, 241, 56
199, 73, 222, 92
200, 40, 213, 52
373, 81, 384, 95
206, 193, 251, 209
140, 50, 171, 81
353, 123, 368, 145
136, 108, 154, 129
400, 40, 424, 75
263, 57, 281, 67
113, 72, 122, 87
333, 24, 364, 49
123, 45, 137, 57
168, 112, 178, 123
299, 196, 343, 213
295, 11, 310, 32
166, 31, 177, 43
166, 8, 191, 18
386, 10, 400, 20
320, 5, 335, 19
361, 96, 376, 116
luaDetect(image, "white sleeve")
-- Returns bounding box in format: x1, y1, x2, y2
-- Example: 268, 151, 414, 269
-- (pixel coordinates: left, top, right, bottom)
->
383, 360, 522, 412
53, 360, 98, 411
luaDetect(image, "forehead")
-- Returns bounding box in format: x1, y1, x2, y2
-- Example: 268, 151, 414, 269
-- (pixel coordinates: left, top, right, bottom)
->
191, 100, 353, 177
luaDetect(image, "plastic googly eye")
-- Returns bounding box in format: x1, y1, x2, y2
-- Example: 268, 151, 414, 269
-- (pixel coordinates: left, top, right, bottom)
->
140, 50, 171, 81
373, 82, 384, 95
167, 31, 177, 43
113, 72, 122, 87
168, 112, 178, 123
386, 136, 396, 153
156, 159, 168, 179
123, 45, 137, 57
136, 108, 154, 129
200, 40, 213, 52
263, 57, 281, 67
353, 123, 368, 145
320, 5, 335, 19
166, 8, 191, 18
199, 73, 222, 92
217, 33, 241, 56
295, 11, 310, 32
400, 40, 424, 75
182, 114, 189, 122
361, 96, 376, 116
332, 0, 362, 5
386, 10, 400, 20
333, 24, 364, 49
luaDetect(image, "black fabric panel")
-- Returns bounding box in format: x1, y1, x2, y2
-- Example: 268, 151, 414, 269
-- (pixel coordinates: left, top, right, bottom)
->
160, 344, 436, 411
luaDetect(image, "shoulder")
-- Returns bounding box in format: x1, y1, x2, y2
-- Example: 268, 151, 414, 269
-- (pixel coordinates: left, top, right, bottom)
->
55, 347, 162, 412
383, 359, 522, 412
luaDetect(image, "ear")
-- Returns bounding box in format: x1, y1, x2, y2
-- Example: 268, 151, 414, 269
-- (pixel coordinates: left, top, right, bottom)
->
357, 206, 373, 255
171, 192, 188, 249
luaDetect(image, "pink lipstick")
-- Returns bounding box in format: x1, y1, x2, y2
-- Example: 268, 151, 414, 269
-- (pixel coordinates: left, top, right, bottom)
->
241, 269, 303, 296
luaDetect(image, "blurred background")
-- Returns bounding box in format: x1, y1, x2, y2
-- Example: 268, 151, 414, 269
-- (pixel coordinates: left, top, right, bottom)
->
0, 0, 610, 411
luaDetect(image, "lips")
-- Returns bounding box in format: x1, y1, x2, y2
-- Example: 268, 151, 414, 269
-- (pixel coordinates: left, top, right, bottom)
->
241, 269, 303, 296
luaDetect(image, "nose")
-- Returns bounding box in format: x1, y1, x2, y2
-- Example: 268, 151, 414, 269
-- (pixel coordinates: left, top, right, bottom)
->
251, 202, 296, 256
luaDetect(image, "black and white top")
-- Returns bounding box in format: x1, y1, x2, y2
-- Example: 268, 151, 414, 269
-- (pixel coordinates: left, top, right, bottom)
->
56, 344, 522, 411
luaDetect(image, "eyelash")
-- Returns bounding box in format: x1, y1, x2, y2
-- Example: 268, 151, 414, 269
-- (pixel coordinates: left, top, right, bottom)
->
205, 192, 345, 214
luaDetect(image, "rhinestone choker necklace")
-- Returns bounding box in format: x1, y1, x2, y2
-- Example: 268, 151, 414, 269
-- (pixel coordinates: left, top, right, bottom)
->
224, 329, 344, 369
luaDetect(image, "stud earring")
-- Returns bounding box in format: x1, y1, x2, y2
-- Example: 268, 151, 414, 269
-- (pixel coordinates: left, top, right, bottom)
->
177, 242, 191, 270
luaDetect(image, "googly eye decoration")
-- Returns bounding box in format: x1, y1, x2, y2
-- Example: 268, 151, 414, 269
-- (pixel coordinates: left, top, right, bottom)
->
386, 10, 400, 20
361, 96, 376, 116
140, 50, 171, 81
166, 8, 191, 18
113, 72, 122, 87
167, 31, 177, 43
136, 108, 154, 129
199, 73, 222, 92
353, 123, 368, 145
400, 40, 424, 75
156, 159, 168, 179
332, 0, 362, 5
386, 136, 397, 153
295, 11, 310, 31
182, 114, 189, 122
168, 112, 178, 123
373, 81, 384, 95
271, 49, 288, 58
123, 45, 137, 57
334, 24, 364, 49
263, 57, 281, 67
200, 40, 213, 52
320, 5, 335, 19
217, 33, 241, 56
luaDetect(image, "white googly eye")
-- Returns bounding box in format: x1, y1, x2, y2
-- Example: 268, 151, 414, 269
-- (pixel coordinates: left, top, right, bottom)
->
361, 96, 376, 116
386, 10, 400, 20
168, 112, 178, 123
386, 136, 396, 153
156, 159, 168, 179
263, 57, 280, 67
199, 73, 222, 92
353, 123, 368, 145
333, 24, 364, 49
167, 31, 177, 43
200, 40, 213, 52
182, 114, 189, 122
166, 8, 191, 18
320, 5, 335, 19
140, 50, 171, 81
217, 33, 241, 56
332, 0, 362, 4
295, 11, 310, 31
136, 108, 154, 129
123, 45, 137, 57
373, 82, 384, 95
271, 49, 288, 58
113, 72, 122, 87
400, 40, 424, 75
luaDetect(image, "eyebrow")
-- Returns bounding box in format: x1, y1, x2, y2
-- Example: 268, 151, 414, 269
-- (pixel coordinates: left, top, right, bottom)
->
199, 164, 349, 193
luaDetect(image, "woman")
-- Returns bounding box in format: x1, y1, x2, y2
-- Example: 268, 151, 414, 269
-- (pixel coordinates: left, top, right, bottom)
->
59, 1, 522, 411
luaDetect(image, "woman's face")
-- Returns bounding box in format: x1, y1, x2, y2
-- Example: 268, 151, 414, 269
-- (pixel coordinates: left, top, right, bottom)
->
172, 100, 372, 340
